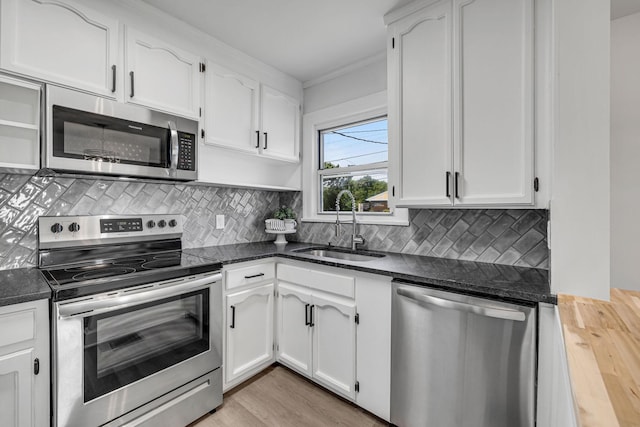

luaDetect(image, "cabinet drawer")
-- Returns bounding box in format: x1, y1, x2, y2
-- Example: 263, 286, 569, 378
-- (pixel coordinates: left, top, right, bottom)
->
277, 264, 354, 298
225, 262, 275, 290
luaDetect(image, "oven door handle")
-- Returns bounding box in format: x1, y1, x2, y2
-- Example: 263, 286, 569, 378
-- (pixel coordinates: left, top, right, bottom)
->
168, 120, 179, 178
57, 272, 222, 319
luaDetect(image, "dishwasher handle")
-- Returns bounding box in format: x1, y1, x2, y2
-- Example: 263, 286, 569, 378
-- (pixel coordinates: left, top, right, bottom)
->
396, 286, 526, 322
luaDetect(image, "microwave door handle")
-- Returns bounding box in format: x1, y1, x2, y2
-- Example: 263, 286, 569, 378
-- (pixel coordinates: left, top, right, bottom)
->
168, 121, 179, 178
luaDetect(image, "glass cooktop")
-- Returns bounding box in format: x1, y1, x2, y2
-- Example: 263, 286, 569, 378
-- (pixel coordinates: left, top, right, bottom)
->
40, 250, 222, 300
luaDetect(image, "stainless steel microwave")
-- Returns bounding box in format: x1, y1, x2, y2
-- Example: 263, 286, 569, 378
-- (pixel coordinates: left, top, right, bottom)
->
45, 85, 198, 181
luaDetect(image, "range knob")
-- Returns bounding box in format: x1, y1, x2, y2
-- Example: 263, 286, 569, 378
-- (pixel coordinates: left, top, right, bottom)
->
168, 219, 177, 228
146, 220, 156, 229
158, 220, 167, 228
68, 222, 80, 233
50, 223, 63, 234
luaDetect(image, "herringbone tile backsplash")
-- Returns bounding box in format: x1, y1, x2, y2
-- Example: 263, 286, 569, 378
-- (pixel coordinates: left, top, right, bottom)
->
0, 173, 548, 270
280, 192, 549, 269
0, 174, 279, 269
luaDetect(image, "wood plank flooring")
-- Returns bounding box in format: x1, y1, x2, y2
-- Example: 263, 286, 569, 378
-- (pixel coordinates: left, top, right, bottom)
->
189, 365, 387, 427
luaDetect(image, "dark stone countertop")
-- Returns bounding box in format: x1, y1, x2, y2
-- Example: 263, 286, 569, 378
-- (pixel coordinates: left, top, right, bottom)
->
185, 241, 555, 304
0, 241, 554, 307
0, 267, 51, 307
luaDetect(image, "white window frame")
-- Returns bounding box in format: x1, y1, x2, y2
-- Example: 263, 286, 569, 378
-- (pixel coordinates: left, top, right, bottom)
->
302, 91, 409, 225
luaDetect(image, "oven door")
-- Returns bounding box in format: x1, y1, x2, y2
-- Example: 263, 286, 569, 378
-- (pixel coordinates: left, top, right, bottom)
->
53, 273, 222, 427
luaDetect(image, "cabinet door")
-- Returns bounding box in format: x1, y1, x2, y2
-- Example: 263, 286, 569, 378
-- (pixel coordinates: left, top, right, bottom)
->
260, 85, 300, 162
311, 292, 357, 399
204, 62, 260, 154
452, 0, 534, 205
390, 1, 452, 207
0, 0, 119, 98
276, 283, 312, 376
225, 283, 274, 384
0, 349, 34, 427
125, 28, 201, 118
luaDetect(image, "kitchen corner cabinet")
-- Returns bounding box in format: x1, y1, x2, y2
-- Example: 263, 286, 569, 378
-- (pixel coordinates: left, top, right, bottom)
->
0, 299, 49, 427
0, 0, 119, 99
0, 75, 40, 172
277, 264, 357, 399
125, 28, 202, 119
386, 0, 535, 207
223, 261, 276, 390
203, 61, 300, 162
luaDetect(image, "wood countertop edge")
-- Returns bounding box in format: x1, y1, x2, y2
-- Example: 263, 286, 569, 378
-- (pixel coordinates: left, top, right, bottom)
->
558, 289, 640, 427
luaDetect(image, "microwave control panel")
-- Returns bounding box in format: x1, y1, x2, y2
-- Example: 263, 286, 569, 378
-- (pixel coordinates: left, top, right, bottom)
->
177, 132, 195, 171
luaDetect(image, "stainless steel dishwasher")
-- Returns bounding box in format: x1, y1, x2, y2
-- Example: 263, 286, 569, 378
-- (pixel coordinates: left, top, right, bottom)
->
390, 281, 537, 427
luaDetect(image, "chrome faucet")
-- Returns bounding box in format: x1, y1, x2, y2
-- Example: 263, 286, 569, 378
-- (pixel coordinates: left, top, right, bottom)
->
335, 189, 365, 250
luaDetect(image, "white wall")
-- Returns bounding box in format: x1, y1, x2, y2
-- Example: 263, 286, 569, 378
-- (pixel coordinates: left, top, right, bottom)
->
611, 12, 640, 292
550, 0, 611, 300
303, 55, 386, 114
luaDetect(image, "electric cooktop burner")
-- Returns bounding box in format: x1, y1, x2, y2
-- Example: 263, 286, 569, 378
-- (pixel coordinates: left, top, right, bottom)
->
37, 214, 222, 301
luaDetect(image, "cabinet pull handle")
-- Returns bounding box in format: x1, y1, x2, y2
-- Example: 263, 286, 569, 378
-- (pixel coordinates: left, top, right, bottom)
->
309, 304, 315, 327
305, 303, 310, 325
255, 130, 260, 148
230, 305, 236, 328
446, 171, 451, 198
454, 172, 460, 199
244, 273, 265, 279
111, 65, 116, 93
263, 132, 268, 150
34, 358, 40, 375
129, 71, 135, 98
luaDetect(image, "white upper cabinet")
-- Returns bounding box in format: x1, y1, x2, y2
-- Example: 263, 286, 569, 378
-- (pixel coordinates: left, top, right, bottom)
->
0, 75, 41, 172
0, 0, 119, 98
452, 0, 534, 205
260, 85, 300, 162
125, 28, 202, 119
204, 63, 260, 154
387, 0, 535, 207
203, 61, 300, 163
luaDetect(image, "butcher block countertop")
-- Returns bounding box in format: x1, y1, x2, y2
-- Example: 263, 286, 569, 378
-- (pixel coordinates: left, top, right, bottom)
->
558, 289, 640, 427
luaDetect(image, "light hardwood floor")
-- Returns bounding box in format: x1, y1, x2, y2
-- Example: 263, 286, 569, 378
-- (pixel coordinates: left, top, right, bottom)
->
190, 365, 388, 427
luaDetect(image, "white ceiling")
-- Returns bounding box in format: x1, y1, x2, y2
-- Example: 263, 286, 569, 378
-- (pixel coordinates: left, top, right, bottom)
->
141, 0, 413, 84
143, 0, 640, 84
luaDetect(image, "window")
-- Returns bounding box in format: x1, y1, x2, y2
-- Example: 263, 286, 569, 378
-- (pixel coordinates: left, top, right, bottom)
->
319, 117, 389, 213
302, 91, 408, 225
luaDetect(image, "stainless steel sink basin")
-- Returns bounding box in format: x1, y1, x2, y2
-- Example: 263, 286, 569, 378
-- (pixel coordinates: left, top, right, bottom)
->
293, 247, 385, 262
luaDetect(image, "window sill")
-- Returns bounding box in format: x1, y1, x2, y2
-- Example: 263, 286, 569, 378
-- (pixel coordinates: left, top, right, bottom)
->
301, 210, 409, 226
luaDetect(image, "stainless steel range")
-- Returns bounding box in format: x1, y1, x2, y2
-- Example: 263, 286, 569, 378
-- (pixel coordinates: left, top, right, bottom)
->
38, 214, 223, 427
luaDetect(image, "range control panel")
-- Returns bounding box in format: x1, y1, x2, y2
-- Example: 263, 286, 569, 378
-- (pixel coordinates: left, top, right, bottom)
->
38, 214, 183, 249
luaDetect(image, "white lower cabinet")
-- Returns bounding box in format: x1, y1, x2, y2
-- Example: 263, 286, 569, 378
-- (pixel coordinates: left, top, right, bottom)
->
354, 275, 392, 421
222, 259, 391, 421
277, 282, 357, 399
223, 261, 276, 391
277, 283, 313, 376
0, 299, 49, 427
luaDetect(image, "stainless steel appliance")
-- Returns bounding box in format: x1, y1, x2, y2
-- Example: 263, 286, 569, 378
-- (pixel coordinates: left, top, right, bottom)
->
390, 281, 537, 427
45, 85, 198, 181
38, 214, 223, 427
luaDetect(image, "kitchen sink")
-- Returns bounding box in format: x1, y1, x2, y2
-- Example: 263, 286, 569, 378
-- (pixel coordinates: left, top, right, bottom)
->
293, 247, 385, 262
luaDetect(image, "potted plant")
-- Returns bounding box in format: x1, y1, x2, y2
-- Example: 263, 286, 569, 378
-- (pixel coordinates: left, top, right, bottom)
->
266, 206, 297, 231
